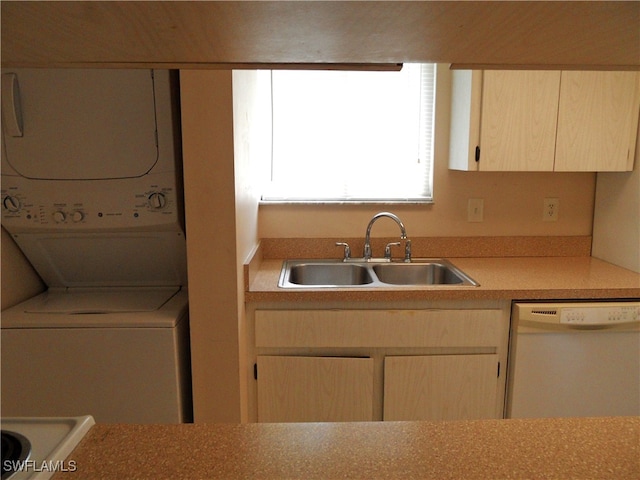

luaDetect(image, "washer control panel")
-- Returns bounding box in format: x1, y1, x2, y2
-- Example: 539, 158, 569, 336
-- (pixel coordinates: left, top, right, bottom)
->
1, 173, 182, 231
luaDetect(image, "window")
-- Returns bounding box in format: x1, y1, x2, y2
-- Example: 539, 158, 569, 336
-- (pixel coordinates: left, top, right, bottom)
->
261, 64, 436, 203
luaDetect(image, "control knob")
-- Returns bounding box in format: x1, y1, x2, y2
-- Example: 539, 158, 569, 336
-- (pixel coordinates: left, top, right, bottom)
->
72, 210, 85, 222
3, 195, 21, 213
52, 211, 66, 223
147, 192, 167, 210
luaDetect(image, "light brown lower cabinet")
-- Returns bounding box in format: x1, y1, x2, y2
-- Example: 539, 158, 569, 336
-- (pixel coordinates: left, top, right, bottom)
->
256, 353, 499, 423
383, 354, 498, 421
257, 355, 374, 422
251, 306, 509, 423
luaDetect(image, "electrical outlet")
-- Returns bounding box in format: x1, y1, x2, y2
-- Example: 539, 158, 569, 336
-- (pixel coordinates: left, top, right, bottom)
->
468, 198, 484, 222
543, 197, 559, 222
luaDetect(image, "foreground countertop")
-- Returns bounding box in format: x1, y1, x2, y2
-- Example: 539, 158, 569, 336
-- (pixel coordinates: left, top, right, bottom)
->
246, 256, 640, 302
56, 417, 639, 479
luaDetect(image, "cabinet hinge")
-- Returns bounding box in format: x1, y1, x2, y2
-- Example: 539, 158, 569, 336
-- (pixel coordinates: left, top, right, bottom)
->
254, 363, 258, 380
497, 361, 501, 378
475, 146, 480, 162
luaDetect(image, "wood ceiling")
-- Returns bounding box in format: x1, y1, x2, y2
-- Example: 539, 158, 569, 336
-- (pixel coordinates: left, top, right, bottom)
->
1, 1, 638, 69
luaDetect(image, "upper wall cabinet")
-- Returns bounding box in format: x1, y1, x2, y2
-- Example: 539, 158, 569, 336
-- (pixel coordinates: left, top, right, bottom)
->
449, 70, 640, 172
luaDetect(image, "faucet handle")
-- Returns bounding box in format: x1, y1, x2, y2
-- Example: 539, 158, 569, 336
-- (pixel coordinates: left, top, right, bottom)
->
404, 239, 412, 262
384, 242, 401, 260
335, 242, 351, 261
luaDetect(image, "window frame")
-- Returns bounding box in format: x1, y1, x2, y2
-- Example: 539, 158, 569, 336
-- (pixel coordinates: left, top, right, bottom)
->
260, 63, 437, 205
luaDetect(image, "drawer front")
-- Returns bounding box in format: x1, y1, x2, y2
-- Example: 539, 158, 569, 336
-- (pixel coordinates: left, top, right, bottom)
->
255, 309, 503, 348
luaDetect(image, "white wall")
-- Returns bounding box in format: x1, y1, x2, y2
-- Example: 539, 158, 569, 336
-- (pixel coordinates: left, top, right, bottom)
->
233, 70, 270, 265
180, 70, 243, 423
232, 70, 270, 420
179, 69, 268, 423
592, 131, 640, 272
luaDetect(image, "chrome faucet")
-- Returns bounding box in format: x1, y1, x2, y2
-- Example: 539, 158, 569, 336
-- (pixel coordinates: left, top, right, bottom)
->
363, 212, 412, 262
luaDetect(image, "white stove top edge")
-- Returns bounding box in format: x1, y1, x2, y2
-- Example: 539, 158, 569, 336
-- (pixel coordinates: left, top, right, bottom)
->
1, 415, 95, 480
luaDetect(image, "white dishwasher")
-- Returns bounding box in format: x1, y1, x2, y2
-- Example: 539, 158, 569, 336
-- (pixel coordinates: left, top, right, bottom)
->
507, 301, 640, 418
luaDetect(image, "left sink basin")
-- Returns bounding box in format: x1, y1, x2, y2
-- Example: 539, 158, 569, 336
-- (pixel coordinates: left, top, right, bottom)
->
281, 261, 374, 287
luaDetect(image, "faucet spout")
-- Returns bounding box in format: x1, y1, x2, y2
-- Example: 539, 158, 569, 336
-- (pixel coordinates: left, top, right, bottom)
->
363, 212, 409, 260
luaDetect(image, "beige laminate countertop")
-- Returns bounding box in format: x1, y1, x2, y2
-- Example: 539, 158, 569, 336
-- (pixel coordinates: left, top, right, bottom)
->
55, 417, 639, 480
246, 256, 640, 302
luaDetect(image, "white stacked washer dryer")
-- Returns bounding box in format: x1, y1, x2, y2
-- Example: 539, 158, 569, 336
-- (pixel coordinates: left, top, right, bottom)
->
1, 69, 192, 423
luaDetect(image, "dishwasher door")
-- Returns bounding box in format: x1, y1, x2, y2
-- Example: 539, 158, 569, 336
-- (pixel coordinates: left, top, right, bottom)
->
507, 301, 640, 419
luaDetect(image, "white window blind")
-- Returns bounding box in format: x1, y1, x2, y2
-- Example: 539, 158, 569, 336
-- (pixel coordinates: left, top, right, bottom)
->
262, 64, 436, 203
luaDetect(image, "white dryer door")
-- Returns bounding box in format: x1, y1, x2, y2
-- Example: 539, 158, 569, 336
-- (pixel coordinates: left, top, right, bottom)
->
2, 69, 158, 180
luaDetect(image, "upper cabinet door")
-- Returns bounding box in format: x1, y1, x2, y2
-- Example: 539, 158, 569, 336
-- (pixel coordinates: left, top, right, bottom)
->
554, 71, 640, 172
449, 70, 640, 172
479, 70, 561, 171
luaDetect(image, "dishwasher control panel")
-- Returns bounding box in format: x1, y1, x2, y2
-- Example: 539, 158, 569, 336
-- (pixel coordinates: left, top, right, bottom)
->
518, 301, 640, 327
561, 304, 640, 325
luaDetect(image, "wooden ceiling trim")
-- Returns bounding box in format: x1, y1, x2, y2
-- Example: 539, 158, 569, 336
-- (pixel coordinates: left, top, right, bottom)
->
1, 2, 638, 69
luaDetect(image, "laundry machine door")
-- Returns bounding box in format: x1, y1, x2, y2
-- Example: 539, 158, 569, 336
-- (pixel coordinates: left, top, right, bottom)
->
2, 68, 159, 180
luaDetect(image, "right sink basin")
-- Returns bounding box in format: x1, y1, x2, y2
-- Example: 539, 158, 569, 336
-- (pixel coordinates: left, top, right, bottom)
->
278, 259, 478, 288
372, 261, 475, 285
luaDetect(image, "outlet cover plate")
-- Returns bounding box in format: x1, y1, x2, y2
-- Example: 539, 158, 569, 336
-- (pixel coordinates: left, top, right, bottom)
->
543, 197, 559, 222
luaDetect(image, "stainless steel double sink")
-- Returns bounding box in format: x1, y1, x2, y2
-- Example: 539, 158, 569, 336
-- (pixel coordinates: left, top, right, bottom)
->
278, 259, 479, 288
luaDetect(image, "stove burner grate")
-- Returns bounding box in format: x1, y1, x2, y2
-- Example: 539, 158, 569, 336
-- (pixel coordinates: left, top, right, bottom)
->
1, 430, 32, 480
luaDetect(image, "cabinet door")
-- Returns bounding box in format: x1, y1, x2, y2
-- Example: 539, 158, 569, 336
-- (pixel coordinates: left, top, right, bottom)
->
257, 355, 374, 422
555, 71, 640, 172
383, 354, 498, 421
479, 70, 561, 171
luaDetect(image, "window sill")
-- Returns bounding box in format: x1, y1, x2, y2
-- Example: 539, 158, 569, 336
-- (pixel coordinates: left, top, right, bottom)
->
259, 199, 434, 206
